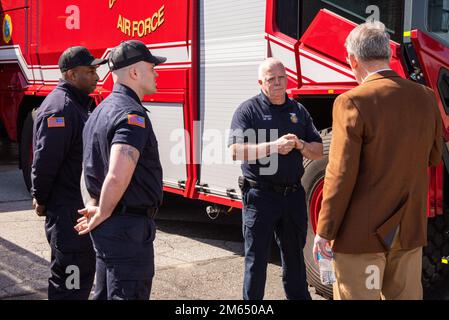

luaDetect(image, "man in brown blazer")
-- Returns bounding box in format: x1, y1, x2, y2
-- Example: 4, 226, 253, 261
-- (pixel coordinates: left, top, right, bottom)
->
313, 21, 443, 300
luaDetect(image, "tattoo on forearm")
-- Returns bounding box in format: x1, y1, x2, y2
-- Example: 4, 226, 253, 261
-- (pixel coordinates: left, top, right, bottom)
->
118, 145, 139, 164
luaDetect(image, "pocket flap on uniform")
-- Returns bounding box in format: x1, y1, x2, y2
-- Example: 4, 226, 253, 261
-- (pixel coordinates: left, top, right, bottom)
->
375, 203, 406, 251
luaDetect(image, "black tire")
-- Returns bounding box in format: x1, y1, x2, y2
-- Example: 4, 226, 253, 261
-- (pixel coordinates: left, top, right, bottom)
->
301, 128, 333, 299
422, 214, 449, 299
20, 109, 36, 192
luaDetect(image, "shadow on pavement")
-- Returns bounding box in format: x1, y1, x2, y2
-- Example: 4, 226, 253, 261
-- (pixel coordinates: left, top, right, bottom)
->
156, 193, 282, 264
0, 200, 32, 214
0, 237, 49, 299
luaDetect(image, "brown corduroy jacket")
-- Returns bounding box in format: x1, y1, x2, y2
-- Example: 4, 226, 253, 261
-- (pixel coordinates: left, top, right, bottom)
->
317, 70, 443, 254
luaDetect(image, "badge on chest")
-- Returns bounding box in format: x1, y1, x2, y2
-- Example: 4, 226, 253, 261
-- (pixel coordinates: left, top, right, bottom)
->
290, 113, 298, 124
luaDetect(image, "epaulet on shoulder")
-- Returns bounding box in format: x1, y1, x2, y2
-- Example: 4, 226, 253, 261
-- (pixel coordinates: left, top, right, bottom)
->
238, 98, 255, 110
61, 94, 75, 113
294, 99, 305, 108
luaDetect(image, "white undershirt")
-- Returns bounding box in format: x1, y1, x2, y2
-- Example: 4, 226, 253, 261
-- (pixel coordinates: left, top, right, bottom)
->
362, 68, 392, 83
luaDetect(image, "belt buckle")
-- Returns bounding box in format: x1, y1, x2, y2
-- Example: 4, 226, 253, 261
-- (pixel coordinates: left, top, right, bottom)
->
283, 187, 289, 197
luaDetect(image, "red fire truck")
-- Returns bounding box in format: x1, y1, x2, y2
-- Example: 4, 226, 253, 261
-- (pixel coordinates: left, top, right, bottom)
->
0, 0, 448, 299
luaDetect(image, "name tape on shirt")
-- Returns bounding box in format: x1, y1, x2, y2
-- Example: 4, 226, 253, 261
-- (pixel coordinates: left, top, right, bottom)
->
128, 114, 146, 128
47, 117, 65, 128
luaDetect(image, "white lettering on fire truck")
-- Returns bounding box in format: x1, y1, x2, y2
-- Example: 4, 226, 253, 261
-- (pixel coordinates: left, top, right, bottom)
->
65, 5, 80, 30
366, 5, 380, 23
116, 5, 165, 38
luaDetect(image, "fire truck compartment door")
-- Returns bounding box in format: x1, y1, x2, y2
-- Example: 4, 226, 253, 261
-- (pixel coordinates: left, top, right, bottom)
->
197, 0, 267, 198
143, 102, 187, 190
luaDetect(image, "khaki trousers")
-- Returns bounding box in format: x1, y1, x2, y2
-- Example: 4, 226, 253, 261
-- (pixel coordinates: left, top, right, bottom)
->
332, 231, 423, 300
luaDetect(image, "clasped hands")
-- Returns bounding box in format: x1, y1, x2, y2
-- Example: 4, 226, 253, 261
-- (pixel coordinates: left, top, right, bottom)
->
275, 134, 304, 155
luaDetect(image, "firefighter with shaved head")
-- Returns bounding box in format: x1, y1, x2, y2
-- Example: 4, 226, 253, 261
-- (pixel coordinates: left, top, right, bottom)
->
75, 40, 166, 300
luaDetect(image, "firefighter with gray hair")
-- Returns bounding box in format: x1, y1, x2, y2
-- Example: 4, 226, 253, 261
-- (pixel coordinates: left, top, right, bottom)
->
229, 57, 323, 300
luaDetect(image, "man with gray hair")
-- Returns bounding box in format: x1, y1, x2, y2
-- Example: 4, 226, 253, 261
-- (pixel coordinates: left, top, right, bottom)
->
229, 58, 323, 299
313, 21, 442, 299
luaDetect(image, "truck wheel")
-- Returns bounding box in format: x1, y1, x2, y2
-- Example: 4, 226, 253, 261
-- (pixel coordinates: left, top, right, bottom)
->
422, 214, 449, 299
301, 129, 333, 299
20, 109, 36, 192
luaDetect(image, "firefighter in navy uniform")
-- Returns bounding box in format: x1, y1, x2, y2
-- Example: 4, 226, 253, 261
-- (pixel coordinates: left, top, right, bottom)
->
31, 46, 107, 299
228, 58, 323, 300
75, 40, 166, 300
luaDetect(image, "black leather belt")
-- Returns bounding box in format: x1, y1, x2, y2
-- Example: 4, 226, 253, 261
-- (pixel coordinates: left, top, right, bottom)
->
240, 177, 300, 196
112, 204, 158, 219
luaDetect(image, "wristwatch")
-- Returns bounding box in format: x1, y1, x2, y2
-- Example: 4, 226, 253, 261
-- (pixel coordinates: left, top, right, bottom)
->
299, 139, 306, 151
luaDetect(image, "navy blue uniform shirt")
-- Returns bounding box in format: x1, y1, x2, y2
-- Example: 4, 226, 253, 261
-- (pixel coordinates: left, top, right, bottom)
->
31, 80, 93, 206
228, 92, 322, 185
83, 83, 163, 208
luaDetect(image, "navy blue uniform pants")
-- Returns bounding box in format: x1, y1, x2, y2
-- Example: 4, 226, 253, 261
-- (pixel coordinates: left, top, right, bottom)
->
45, 205, 96, 300
242, 187, 310, 300
90, 214, 156, 300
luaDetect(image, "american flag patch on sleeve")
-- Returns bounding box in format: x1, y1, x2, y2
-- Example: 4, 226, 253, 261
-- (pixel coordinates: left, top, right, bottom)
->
127, 114, 146, 128
47, 117, 65, 128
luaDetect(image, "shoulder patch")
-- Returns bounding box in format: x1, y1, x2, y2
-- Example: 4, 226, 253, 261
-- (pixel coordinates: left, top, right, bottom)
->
47, 117, 65, 128
127, 114, 146, 128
